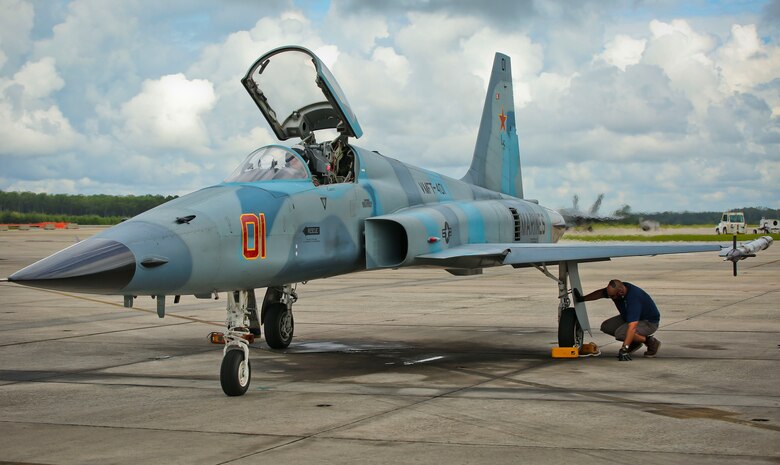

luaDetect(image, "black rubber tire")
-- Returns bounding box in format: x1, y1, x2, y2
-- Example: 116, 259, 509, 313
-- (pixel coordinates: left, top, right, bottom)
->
264, 303, 294, 349
558, 307, 583, 348
260, 286, 283, 323
220, 349, 250, 396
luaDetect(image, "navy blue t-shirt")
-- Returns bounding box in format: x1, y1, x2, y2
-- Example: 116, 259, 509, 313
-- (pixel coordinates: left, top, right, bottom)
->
611, 282, 660, 324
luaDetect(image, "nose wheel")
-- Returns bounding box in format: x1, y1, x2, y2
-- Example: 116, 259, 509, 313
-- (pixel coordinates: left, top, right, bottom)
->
211, 290, 257, 396
221, 344, 251, 396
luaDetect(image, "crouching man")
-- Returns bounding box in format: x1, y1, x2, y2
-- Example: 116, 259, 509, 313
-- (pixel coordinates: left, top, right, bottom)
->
574, 279, 661, 361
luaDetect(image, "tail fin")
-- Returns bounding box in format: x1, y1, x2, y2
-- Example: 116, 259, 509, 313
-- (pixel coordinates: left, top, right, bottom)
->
462, 53, 523, 198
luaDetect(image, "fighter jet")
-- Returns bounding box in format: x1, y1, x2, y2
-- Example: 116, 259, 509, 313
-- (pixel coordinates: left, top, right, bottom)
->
559, 193, 622, 231
6, 46, 773, 396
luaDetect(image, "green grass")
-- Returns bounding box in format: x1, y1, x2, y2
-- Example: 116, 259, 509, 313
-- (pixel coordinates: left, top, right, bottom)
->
567, 233, 780, 242
586, 223, 713, 231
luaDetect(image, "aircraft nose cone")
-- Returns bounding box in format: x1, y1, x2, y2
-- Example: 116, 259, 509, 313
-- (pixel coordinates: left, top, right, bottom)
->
8, 238, 136, 293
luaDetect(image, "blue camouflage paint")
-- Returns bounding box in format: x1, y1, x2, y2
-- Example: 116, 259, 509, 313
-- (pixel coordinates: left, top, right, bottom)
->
501, 110, 520, 197
458, 202, 486, 244
405, 207, 445, 253
385, 156, 423, 206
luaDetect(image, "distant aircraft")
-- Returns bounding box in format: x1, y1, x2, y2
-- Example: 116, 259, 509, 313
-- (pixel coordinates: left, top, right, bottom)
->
5, 46, 773, 396
639, 218, 661, 231
559, 193, 622, 231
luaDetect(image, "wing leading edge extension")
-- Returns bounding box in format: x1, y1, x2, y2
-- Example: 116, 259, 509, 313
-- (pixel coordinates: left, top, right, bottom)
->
415, 242, 721, 269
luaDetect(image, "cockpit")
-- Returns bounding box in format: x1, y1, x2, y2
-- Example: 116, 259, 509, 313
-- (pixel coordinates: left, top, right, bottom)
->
225, 142, 357, 186
225, 146, 309, 183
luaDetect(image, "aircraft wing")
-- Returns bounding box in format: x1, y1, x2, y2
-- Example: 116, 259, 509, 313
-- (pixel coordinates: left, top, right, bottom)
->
415, 242, 721, 269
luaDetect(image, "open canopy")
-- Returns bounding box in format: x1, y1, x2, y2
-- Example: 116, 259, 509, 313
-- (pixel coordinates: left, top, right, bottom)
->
241, 46, 363, 141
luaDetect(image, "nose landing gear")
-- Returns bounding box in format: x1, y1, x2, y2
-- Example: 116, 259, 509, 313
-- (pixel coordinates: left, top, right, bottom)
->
213, 285, 298, 396
211, 290, 259, 396
220, 334, 251, 396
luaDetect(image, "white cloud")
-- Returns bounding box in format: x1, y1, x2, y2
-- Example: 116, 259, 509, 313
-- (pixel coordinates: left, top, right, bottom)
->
12, 57, 64, 99
32, 0, 137, 71
118, 73, 216, 152
323, 3, 389, 54
0, 102, 81, 155
597, 35, 646, 71
718, 24, 780, 96
0, 0, 34, 66
188, 11, 329, 86
0, 56, 81, 155
643, 19, 720, 114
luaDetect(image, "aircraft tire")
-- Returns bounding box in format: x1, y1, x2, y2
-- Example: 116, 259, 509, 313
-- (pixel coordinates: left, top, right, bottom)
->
558, 307, 583, 348
220, 349, 250, 396
264, 303, 294, 349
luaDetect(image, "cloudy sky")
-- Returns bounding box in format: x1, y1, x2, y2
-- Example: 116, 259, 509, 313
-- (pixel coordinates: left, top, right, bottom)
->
1, 0, 778, 213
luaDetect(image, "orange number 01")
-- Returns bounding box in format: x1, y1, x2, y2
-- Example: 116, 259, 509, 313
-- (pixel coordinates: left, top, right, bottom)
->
240, 213, 266, 260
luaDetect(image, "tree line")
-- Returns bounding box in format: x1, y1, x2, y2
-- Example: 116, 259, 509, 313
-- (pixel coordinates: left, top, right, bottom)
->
0, 191, 177, 224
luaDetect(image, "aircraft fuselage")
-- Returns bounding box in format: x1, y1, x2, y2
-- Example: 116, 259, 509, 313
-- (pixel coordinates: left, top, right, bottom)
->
9, 145, 564, 296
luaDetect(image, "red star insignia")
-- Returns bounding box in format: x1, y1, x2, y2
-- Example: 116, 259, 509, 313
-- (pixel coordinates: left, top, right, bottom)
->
498, 107, 507, 131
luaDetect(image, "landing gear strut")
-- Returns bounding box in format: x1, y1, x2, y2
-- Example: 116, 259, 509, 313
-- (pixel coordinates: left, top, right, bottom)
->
211, 285, 298, 396
214, 290, 258, 396
535, 261, 591, 347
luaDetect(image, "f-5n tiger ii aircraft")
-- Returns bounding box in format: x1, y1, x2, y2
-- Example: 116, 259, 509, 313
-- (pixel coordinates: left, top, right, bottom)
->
6, 46, 773, 396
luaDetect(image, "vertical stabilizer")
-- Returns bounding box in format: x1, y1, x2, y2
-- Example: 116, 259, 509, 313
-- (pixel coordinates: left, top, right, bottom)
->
462, 53, 523, 198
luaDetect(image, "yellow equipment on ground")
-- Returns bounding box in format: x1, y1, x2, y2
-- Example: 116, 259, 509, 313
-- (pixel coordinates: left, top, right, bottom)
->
551, 342, 600, 358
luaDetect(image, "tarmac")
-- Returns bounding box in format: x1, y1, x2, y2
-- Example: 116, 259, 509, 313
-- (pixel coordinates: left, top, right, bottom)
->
0, 227, 778, 464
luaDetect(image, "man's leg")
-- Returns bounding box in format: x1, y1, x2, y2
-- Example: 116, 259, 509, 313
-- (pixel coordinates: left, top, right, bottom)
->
600, 315, 624, 337
637, 321, 661, 357
612, 319, 645, 353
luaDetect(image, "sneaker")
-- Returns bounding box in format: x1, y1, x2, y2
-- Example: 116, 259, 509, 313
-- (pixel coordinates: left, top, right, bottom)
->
645, 336, 661, 357
627, 341, 643, 353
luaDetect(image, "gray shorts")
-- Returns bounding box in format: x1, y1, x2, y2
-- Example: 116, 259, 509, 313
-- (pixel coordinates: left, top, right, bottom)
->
600, 315, 658, 341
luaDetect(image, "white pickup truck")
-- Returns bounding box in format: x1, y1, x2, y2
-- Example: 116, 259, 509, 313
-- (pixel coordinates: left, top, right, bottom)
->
716, 211, 746, 235
753, 218, 780, 234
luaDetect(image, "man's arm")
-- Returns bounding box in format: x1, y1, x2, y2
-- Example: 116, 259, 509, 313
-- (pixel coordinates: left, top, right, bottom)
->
623, 321, 638, 348
573, 287, 608, 302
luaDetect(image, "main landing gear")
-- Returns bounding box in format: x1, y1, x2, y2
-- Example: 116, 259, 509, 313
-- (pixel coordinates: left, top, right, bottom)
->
534, 261, 591, 348
261, 285, 297, 349
210, 285, 298, 396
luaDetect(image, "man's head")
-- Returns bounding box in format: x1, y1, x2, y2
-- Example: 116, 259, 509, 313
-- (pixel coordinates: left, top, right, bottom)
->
606, 279, 627, 300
